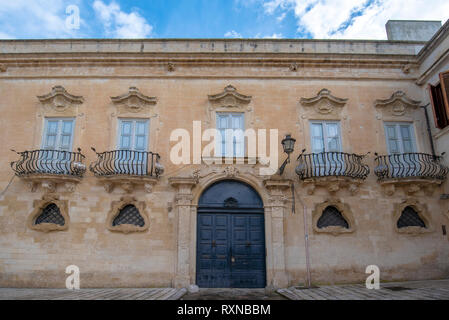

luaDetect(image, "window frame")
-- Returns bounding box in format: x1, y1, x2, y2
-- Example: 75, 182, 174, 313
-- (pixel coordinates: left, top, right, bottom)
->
117, 118, 150, 151
383, 122, 417, 154
215, 112, 245, 157
309, 120, 342, 153
41, 117, 75, 151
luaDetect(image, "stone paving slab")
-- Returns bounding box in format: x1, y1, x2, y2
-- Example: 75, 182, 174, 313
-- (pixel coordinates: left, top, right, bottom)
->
0, 288, 187, 300
277, 279, 449, 300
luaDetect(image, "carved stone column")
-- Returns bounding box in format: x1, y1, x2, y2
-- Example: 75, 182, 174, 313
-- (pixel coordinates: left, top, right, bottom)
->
264, 178, 291, 288
169, 177, 197, 288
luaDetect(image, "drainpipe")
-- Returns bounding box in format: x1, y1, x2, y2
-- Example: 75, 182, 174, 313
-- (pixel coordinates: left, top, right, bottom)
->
293, 183, 312, 288
303, 203, 312, 288
421, 103, 436, 157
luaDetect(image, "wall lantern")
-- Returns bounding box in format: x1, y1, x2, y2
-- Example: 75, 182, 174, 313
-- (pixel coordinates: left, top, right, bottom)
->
278, 134, 296, 175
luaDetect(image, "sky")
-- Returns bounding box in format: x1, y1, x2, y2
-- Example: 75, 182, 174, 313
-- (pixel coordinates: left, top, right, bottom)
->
0, 0, 448, 40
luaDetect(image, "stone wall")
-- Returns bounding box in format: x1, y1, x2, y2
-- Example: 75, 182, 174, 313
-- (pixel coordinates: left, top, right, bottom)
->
0, 38, 448, 288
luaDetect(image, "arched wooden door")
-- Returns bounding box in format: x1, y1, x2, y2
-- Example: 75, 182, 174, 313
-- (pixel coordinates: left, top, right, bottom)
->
196, 180, 266, 288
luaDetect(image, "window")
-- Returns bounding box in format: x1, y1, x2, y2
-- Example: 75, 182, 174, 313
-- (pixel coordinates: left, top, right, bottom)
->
117, 119, 149, 175
41, 118, 75, 174
216, 112, 244, 157
113, 204, 145, 227
429, 71, 449, 129
42, 118, 75, 151
310, 121, 343, 175
384, 122, 416, 154
310, 121, 342, 153
397, 206, 426, 229
118, 119, 149, 151
317, 206, 349, 229
35, 203, 65, 226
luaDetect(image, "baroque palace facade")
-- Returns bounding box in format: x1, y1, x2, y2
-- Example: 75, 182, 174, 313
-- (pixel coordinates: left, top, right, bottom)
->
0, 20, 449, 289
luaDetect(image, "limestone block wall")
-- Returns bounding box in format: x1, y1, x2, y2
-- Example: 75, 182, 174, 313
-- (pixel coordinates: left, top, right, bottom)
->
0, 39, 448, 288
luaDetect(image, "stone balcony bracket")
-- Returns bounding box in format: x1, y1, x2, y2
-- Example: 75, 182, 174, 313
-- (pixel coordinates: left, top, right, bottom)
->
22, 174, 82, 193
301, 176, 364, 196
97, 175, 159, 193
379, 178, 443, 196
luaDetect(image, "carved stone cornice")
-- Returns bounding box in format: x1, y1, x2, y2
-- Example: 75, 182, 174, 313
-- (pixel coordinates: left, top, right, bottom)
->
264, 178, 292, 207
208, 85, 252, 107
300, 89, 348, 115
37, 85, 84, 112
379, 178, 442, 196
97, 175, 158, 193
111, 87, 157, 113
302, 176, 364, 196
22, 174, 82, 193
374, 91, 421, 116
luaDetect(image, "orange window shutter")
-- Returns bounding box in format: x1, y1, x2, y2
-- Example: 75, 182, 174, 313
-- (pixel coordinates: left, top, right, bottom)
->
428, 84, 442, 129
440, 71, 449, 121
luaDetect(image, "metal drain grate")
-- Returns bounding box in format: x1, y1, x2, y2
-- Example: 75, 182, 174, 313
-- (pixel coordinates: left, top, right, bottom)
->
384, 286, 412, 291
294, 286, 320, 290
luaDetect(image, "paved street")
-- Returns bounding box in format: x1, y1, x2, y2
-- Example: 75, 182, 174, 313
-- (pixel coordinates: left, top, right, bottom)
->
0, 287, 187, 300
1, 279, 449, 300
277, 279, 449, 300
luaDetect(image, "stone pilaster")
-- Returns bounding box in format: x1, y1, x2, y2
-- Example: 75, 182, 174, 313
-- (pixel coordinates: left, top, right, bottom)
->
169, 177, 197, 288
263, 178, 292, 288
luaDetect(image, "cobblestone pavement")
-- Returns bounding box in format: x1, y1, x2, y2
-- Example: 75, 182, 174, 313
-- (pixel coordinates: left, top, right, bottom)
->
181, 288, 287, 300
0, 288, 187, 300
2, 279, 449, 300
277, 279, 449, 300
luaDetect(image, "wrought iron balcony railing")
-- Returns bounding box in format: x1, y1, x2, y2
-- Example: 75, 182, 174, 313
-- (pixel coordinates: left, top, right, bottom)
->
10, 149, 86, 177
89, 148, 163, 177
296, 151, 370, 180
374, 153, 448, 181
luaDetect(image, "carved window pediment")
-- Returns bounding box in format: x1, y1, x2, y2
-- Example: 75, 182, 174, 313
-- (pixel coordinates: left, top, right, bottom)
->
300, 89, 348, 115
393, 200, 432, 235
27, 194, 69, 232
37, 86, 84, 113
106, 196, 150, 233
312, 200, 355, 235
206, 85, 254, 127
374, 91, 421, 116
208, 85, 252, 107
111, 87, 157, 113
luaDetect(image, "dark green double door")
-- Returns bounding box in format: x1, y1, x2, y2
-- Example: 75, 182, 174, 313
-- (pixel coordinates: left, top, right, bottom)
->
196, 212, 266, 288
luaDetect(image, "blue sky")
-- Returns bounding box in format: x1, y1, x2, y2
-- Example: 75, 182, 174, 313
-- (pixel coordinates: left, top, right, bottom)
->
0, 0, 448, 40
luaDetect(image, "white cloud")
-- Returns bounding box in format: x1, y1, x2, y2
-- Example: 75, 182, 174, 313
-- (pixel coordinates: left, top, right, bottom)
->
263, 0, 449, 39
224, 30, 243, 38
93, 0, 152, 38
276, 12, 287, 22
264, 33, 283, 38
0, 0, 84, 39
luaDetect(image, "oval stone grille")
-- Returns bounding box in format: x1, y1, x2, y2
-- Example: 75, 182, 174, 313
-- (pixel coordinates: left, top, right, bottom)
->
397, 206, 426, 228
112, 204, 145, 227
317, 206, 349, 229
35, 203, 65, 226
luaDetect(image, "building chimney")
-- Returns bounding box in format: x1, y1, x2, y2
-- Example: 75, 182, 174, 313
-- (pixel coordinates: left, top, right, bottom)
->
386, 20, 442, 41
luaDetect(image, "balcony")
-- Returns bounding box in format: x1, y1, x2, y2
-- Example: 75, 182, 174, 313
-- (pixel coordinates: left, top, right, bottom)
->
10, 149, 86, 192
374, 153, 448, 196
89, 148, 164, 193
296, 151, 370, 195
